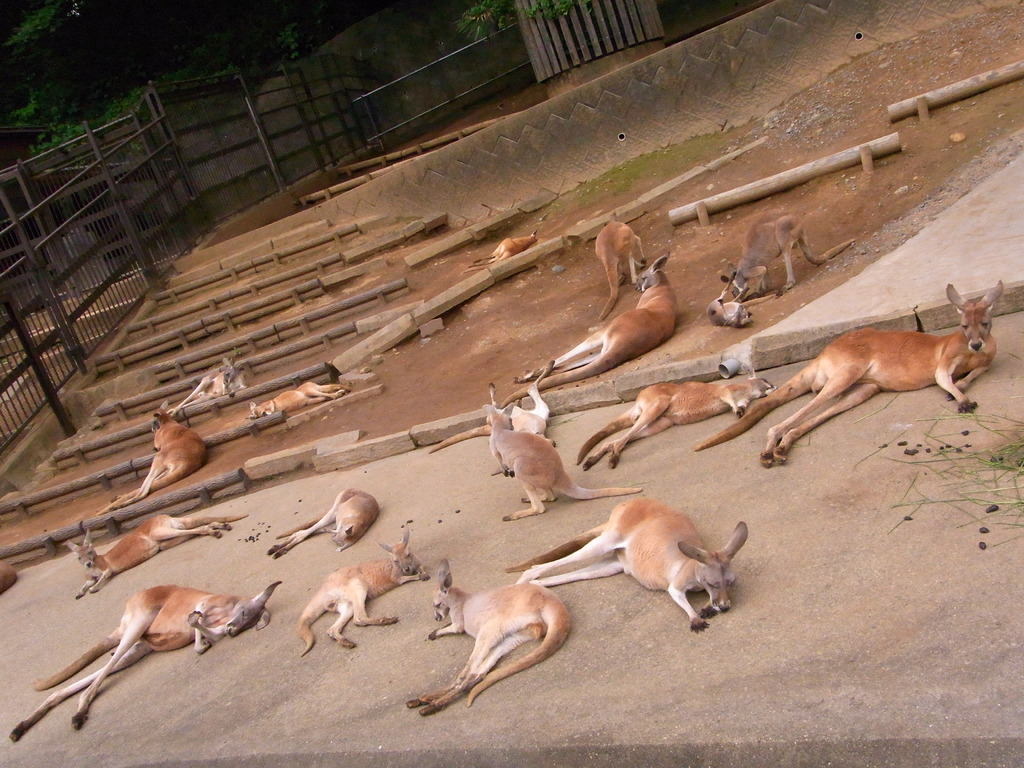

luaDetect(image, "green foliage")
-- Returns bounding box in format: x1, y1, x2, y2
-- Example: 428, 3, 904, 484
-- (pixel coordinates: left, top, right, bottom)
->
524, 0, 589, 20
457, 0, 518, 40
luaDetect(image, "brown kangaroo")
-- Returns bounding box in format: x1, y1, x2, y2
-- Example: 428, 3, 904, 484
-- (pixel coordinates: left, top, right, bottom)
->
267, 488, 379, 558
465, 232, 538, 271
248, 381, 349, 418
595, 219, 646, 320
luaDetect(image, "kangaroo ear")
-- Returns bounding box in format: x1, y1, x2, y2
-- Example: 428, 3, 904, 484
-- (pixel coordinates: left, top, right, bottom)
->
946, 283, 965, 309
677, 540, 712, 564
254, 610, 271, 631
723, 521, 749, 557
401, 527, 410, 547
436, 558, 451, 587
501, 402, 515, 418
983, 280, 1004, 307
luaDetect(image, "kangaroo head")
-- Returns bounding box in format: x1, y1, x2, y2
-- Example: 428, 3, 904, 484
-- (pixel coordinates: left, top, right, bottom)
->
433, 559, 453, 621
947, 281, 1003, 353
331, 523, 356, 549
748, 376, 776, 398
635, 253, 669, 292
380, 528, 427, 580
247, 402, 266, 420
225, 581, 281, 636
66, 525, 98, 572
483, 403, 515, 431
676, 522, 748, 613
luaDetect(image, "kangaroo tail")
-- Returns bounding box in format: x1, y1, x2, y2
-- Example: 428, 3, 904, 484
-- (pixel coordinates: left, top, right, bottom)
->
693, 375, 811, 451
598, 292, 619, 321
805, 238, 854, 266
428, 425, 491, 454
563, 483, 642, 501
465, 605, 571, 707
275, 516, 324, 539
190, 513, 248, 527
501, 360, 618, 408
33, 636, 118, 691
576, 413, 632, 465
297, 600, 325, 657
506, 525, 606, 572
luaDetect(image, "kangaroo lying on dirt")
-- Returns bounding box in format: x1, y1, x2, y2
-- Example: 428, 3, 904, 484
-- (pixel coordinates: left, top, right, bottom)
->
170, 358, 246, 416
68, 514, 246, 598
485, 404, 640, 521
509, 498, 748, 632
695, 281, 1004, 467
406, 558, 570, 715
578, 375, 776, 470
501, 253, 678, 407
725, 212, 853, 300
595, 219, 646, 320
248, 381, 349, 418
267, 488, 379, 558
10, 581, 279, 740
465, 232, 538, 271
296, 528, 429, 655
0, 562, 16, 595
706, 283, 754, 328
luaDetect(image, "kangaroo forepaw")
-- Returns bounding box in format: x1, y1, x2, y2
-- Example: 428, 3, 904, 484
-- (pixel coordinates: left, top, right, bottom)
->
759, 451, 775, 468
581, 456, 598, 471
689, 618, 709, 633
406, 697, 427, 708
71, 713, 88, 730
212, 530, 223, 538
608, 454, 620, 469
699, 605, 718, 620
958, 400, 978, 414
735, 406, 746, 418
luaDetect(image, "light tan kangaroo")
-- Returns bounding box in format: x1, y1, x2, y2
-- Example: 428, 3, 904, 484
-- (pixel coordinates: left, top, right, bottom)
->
68, 514, 246, 599
509, 498, 748, 633
726, 212, 853, 300
578, 375, 777, 470
465, 232, 538, 271
10, 581, 280, 741
267, 488, 379, 558
296, 528, 429, 656
0, 562, 16, 595
596, 219, 646, 320
98, 410, 207, 514
429, 364, 553, 454
502, 253, 678, 407
170, 358, 246, 416
484, 403, 640, 521
248, 381, 349, 418
695, 281, 1004, 467
706, 283, 753, 328
406, 558, 570, 716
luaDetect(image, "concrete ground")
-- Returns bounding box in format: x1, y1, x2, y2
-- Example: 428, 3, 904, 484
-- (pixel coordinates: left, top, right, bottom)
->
2, 126, 1024, 768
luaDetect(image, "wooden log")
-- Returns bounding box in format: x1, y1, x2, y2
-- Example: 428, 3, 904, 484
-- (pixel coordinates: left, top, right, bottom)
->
887, 59, 1024, 122
668, 133, 903, 226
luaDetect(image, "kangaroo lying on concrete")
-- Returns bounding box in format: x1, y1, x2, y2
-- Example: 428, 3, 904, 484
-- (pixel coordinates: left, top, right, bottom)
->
485, 403, 640, 521
267, 488, 379, 558
509, 498, 748, 632
466, 232, 538, 271
406, 558, 570, 715
578, 375, 776, 470
595, 219, 646, 320
296, 528, 429, 655
248, 381, 349, 418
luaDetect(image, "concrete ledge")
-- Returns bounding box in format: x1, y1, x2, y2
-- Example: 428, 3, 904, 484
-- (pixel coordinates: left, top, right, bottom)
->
466, 209, 520, 239
564, 214, 613, 244
331, 314, 419, 373
313, 431, 416, 472
916, 279, 1024, 331
487, 237, 565, 280
541, 381, 622, 413
412, 271, 495, 324
356, 302, 424, 334
410, 411, 487, 447
405, 230, 475, 267
243, 444, 317, 480
321, 263, 370, 290
612, 355, 722, 400
517, 189, 557, 213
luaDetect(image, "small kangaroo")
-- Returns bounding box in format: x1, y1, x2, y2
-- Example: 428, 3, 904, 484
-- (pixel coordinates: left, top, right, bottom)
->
248, 381, 349, 419
578, 376, 777, 470
595, 219, 646, 320
406, 559, 571, 715
726, 212, 853, 300
170, 358, 246, 416
465, 231, 538, 271
296, 528, 429, 655
484, 403, 640, 521
267, 488, 379, 558
706, 284, 753, 328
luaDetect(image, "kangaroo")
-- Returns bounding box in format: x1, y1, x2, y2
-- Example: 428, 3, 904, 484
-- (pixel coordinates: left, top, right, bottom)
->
502, 253, 678, 407
98, 410, 206, 514
266, 488, 379, 558
695, 281, 1004, 467
406, 559, 570, 715
509, 498, 747, 632
170, 358, 246, 416
68, 514, 246, 599
707, 283, 753, 328
725, 212, 853, 301
248, 381, 349, 419
0, 562, 16, 595
578, 375, 777, 470
296, 528, 429, 655
596, 219, 646, 320
9, 581, 279, 741
429, 364, 554, 454
465, 232, 538, 271
484, 403, 640, 521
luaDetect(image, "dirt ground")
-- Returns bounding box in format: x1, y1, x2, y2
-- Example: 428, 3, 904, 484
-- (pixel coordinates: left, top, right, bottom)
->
4, 6, 1024, 550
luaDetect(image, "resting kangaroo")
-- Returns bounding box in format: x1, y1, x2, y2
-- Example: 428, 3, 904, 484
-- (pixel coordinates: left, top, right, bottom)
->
296, 528, 428, 655
465, 232, 538, 271
98, 410, 206, 514
578, 375, 776, 470
406, 559, 570, 715
248, 381, 349, 418
68, 514, 246, 598
429, 365, 553, 454
0, 562, 16, 595
170, 358, 246, 416
695, 281, 1004, 467
9, 581, 279, 741
485, 403, 640, 521
509, 498, 747, 632
502, 253, 677, 407
726, 212, 853, 300
706, 283, 753, 328
596, 219, 646, 320
267, 488, 379, 558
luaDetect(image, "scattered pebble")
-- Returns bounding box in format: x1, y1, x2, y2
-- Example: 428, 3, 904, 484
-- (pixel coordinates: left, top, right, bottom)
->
979, 527, 990, 534
986, 504, 999, 513
551, 265, 566, 273
950, 131, 967, 143
437, 519, 443, 523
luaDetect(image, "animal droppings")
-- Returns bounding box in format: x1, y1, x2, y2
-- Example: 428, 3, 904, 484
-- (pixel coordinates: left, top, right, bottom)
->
979, 541, 988, 550
437, 519, 443, 524
962, 430, 970, 436
879, 443, 888, 448
986, 504, 999, 513
979, 527, 990, 534
897, 441, 908, 446
903, 448, 919, 456
903, 515, 913, 521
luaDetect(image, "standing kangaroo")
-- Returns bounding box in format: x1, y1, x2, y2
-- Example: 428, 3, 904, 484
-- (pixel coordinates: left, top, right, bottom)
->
9, 581, 279, 741
170, 358, 246, 416
509, 498, 748, 632
68, 514, 246, 598
596, 219, 646, 320
296, 528, 429, 655
695, 281, 1004, 467
267, 488, 379, 558
485, 403, 640, 521
578, 376, 776, 470
726, 212, 853, 300
406, 559, 570, 715
99, 409, 207, 514
248, 381, 349, 419
502, 253, 678, 407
